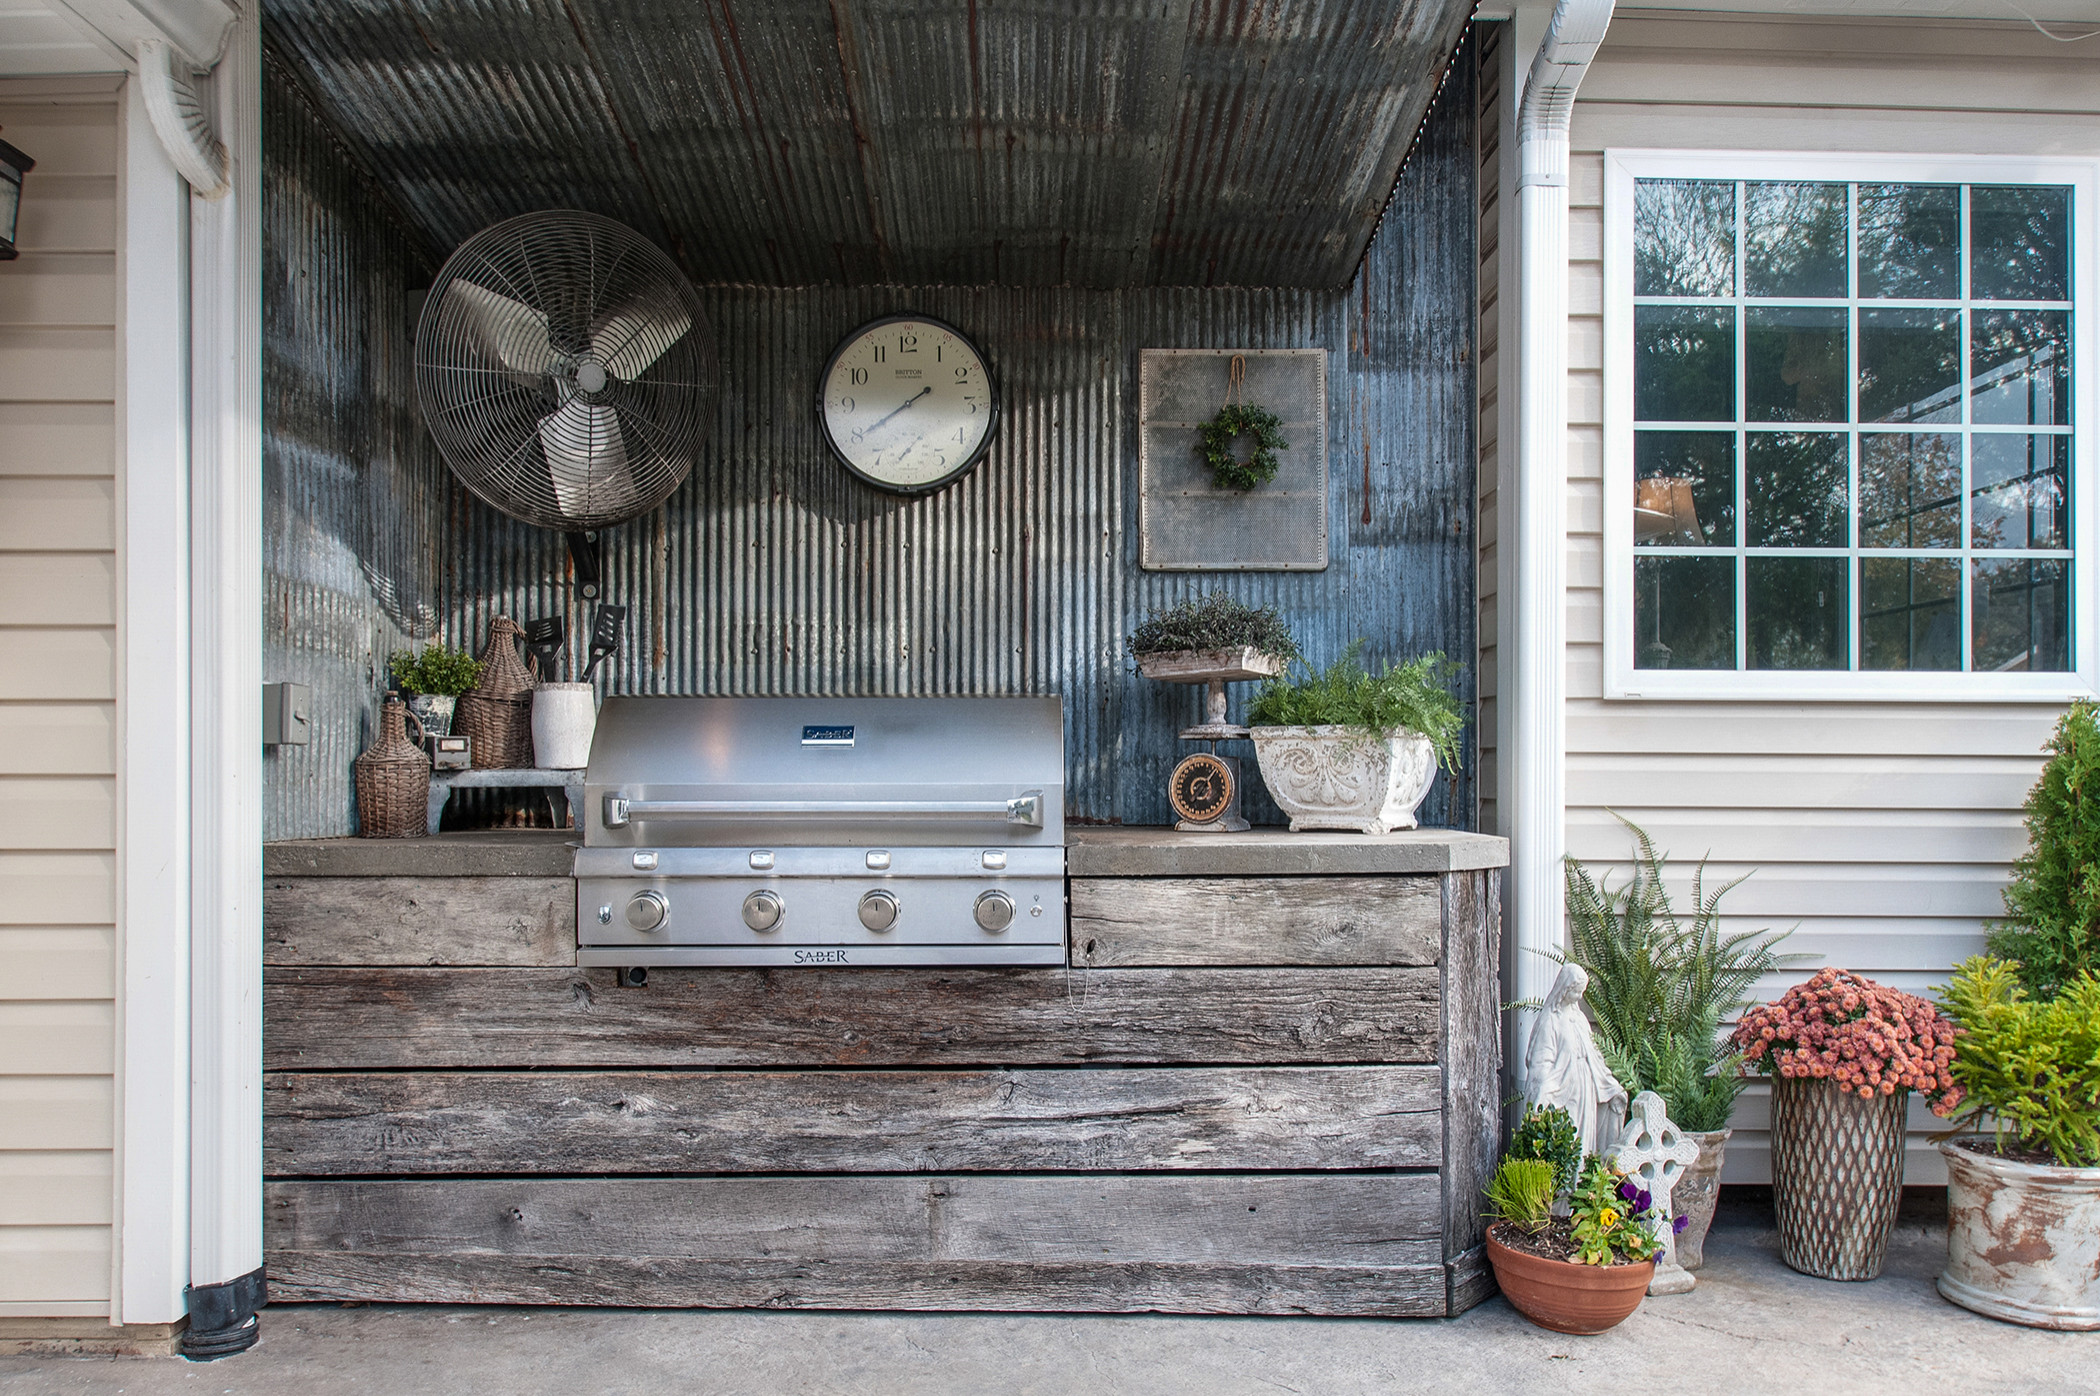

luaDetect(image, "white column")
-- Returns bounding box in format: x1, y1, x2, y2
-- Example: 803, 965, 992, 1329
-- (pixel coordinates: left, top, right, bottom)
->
186, 8, 262, 1332
114, 66, 192, 1328
1509, 0, 1612, 1075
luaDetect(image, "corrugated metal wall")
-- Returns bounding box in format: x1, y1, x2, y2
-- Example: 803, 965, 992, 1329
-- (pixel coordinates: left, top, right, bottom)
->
262, 49, 448, 838
262, 34, 1476, 836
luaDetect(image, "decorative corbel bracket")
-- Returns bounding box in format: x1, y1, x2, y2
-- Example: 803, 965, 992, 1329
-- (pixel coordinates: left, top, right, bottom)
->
137, 36, 228, 198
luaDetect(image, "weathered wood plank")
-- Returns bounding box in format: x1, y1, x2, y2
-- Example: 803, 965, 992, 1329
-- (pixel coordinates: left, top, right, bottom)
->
1447, 1244, 1495, 1317
1439, 871, 1503, 1266
262, 966, 1441, 1070
265, 1253, 1451, 1317
1068, 876, 1441, 967
263, 1066, 1443, 1176
263, 877, 575, 967
265, 1174, 1446, 1314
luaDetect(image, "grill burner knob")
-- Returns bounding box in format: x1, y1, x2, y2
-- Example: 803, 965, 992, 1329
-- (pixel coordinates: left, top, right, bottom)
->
742, 889, 783, 932
625, 890, 669, 933
973, 890, 1016, 934
858, 889, 899, 932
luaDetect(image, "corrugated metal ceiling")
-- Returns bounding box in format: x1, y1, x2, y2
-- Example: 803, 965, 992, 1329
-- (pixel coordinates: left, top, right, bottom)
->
260, 0, 1474, 289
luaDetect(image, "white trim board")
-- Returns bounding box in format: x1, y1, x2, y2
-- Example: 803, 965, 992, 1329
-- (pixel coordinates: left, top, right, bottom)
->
1601, 148, 2100, 702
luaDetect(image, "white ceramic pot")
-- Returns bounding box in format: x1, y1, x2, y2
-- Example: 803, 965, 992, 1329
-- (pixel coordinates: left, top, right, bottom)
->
1246, 725, 1438, 833
1939, 1139, 2100, 1330
531, 684, 598, 770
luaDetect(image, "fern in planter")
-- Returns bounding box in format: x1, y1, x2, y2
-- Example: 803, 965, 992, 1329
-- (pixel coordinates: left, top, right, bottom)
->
1560, 817, 1804, 1132
1992, 701, 2100, 999
1246, 642, 1465, 771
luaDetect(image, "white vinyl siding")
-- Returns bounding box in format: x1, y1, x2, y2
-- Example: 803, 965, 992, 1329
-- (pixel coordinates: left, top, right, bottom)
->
1566, 13, 2100, 1184
0, 77, 119, 1315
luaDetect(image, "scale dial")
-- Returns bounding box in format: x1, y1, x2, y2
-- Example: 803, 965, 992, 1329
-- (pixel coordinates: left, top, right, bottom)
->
817, 315, 998, 494
1169, 752, 1236, 826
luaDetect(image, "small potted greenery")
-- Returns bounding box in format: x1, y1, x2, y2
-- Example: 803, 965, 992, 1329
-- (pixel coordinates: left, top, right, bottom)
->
1562, 817, 1802, 1267
387, 644, 482, 737
1244, 642, 1463, 833
1483, 1104, 1672, 1334
1934, 702, 2100, 1331
1130, 593, 1301, 735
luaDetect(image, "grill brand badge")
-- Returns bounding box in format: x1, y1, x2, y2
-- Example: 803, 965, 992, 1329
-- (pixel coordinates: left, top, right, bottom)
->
802, 724, 855, 747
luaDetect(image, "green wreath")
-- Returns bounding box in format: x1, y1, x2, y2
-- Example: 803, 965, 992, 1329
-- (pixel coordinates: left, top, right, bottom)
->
1199, 403, 1287, 492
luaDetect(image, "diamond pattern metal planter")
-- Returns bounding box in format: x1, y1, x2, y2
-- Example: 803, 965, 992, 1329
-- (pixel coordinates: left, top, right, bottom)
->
1770, 1075, 1907, 1281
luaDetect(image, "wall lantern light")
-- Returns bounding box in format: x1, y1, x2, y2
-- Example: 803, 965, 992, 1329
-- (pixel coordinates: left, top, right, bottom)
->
0, 136, 36, 261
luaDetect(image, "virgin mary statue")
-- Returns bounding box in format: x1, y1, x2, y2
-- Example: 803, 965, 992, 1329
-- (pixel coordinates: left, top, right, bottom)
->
1524, 962, 1629, 1159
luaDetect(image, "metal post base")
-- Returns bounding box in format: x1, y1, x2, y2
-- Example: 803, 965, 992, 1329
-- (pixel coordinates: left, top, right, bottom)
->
183, 1267, 265, 1360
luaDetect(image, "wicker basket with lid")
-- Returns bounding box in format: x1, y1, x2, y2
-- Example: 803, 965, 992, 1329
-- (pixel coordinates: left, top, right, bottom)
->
455, 615, 535, 768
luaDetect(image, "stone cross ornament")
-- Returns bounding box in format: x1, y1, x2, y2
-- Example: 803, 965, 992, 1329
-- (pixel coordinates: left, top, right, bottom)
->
1609, 1089, 1703, 1295
1523, 962, 1630, 1161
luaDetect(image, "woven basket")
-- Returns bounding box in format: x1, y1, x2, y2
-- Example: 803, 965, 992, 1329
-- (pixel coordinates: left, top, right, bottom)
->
1770, 1074, 1908, 1281
457, 616, 535, 769
355, 695, 430, 839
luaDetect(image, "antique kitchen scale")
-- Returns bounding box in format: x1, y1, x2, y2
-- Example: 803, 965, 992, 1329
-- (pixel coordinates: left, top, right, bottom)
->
1136, 646, 1285, 832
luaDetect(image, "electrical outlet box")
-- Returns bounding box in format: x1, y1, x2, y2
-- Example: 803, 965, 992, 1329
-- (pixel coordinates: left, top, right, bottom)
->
263, 682, 312, 746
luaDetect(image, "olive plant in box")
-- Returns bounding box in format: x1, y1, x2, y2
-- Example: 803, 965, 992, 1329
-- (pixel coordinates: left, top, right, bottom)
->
387, 645, 482, 737
1559, 817, 1803, 1266
1128, 592, 1299, 667
1244, 643, 1464, 834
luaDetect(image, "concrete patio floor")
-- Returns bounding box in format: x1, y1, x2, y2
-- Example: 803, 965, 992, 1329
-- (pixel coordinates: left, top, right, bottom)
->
2, 1193, 2089, 1395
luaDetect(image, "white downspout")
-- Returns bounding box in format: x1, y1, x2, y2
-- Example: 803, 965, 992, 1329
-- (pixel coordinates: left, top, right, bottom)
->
1510, 0, 1613, 1074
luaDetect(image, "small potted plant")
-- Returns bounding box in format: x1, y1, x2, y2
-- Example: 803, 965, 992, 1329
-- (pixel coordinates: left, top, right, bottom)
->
1733, 967, 1961, 1281
387, 644, 482, 737
1563, 817, 1803, 1267
1244, 642, 1463, 833
1483, 1125, 1675, 1335
1128, 592, 1299, 681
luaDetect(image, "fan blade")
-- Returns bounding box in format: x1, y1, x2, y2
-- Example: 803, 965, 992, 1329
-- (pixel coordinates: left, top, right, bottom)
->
537, 400, 645, 523
591, 299, 692, 381
446, 280, 556, 379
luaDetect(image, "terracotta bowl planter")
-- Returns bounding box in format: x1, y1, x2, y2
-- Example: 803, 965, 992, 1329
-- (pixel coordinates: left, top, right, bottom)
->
1485, 1224, 1654, 1335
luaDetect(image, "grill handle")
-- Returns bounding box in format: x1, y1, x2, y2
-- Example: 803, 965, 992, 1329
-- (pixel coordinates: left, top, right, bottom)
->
604, 791, 1044, 829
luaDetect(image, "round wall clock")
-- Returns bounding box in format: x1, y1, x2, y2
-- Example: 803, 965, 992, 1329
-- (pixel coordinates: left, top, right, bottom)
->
817, 314, 999, 495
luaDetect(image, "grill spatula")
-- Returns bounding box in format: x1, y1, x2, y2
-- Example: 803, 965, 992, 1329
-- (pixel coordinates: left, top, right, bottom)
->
580, 604, 627, 682
524, 616, 566, 683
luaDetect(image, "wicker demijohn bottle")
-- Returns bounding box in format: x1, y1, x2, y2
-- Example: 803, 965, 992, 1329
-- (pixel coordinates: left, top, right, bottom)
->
355, 693, 430, 839
455, 615, 536, 768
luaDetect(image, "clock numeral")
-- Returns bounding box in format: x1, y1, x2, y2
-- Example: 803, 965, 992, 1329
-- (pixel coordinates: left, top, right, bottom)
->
873, 345, 886, 363
850, 428, 864, 444
936, 345, 943, 362
837, 396, 855, 412
954, 367, 969, 381
848, 368, 867, 386
898, 333, 917, 353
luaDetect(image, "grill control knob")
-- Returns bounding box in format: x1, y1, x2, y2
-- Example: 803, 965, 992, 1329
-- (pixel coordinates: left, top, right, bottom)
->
742, 889, 783, 932
974, 890, 1016, 934
625, 890, 668, 933
858, 889, 899, 932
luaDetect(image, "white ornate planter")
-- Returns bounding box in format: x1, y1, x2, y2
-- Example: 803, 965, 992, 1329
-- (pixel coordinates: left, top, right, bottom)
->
1246, 724, 1437, 833
1939, 1139, 2100, 1330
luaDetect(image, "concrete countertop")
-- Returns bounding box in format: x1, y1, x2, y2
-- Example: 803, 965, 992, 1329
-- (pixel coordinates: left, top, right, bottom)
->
1066, 826, 1509, 877
265, 826, 1509, 879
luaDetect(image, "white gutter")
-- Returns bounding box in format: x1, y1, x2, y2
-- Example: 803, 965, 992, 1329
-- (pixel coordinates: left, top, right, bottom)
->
1510, 0, 1613, 1074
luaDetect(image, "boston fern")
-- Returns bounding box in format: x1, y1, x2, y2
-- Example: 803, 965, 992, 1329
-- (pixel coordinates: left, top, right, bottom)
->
1246, 642, 1465, 772
1561, 816, 1804, 1133
1991, 701, 2100, 999
1128, 592, 1299, 664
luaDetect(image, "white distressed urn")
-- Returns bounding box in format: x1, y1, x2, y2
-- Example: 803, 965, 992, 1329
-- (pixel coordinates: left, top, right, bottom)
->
1246, 725, 1438, 834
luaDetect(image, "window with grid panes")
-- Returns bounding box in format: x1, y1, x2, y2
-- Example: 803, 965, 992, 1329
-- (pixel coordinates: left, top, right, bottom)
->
1626, 176, 2075, 677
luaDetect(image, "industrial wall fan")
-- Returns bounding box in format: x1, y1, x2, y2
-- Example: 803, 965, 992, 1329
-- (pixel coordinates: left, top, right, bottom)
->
414, 210, 718, 599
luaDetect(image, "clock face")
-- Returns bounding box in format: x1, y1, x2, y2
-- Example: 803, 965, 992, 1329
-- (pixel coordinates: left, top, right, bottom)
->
1169, 752, 1236, 825
817, 315, 999, 494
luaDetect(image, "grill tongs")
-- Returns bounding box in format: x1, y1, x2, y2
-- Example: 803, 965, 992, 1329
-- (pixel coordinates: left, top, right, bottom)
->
602, 791, 1045, 829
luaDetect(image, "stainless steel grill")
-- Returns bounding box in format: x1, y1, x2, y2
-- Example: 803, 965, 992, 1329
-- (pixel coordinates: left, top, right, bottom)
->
577, 696, 1066, 967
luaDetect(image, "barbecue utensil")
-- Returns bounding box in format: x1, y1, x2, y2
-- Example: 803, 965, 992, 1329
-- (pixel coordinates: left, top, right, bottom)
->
580, 604, 627, 682
524, 615, 566, 683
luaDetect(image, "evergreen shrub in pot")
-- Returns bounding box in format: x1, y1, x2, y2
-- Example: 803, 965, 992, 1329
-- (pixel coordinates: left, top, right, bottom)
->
1244, 643, 1463, 834
1935, 702, 2100, 1330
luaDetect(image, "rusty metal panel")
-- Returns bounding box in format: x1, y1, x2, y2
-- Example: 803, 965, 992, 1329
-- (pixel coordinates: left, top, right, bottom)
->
262, 50, 451, 839
377, 33, 1478, 829
259, 0, 1472, 289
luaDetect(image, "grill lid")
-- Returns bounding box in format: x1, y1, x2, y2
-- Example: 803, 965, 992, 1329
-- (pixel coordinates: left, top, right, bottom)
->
584, 696, 1065, 847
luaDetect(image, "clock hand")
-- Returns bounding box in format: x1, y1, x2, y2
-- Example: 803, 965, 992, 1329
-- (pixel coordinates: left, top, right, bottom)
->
864, 386, 932, 435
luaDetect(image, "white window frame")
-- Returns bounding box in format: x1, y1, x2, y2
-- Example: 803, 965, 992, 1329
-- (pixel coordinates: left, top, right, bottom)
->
1603, 149, 2100, 702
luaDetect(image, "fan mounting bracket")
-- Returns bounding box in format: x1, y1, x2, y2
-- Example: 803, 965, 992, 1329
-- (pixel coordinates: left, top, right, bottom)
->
566, 531, 603, 601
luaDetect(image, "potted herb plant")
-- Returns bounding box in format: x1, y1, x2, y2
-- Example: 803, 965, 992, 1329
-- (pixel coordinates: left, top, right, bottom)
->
1483, 1134, 1675, 1335
1562, 817, 1801, 1267
1244, 642, 1463, 834
1733, 967, 1961, 1281
1128, 592, 1299, 682
1932, 702, 2100, 1330
387, 645, 482, 737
